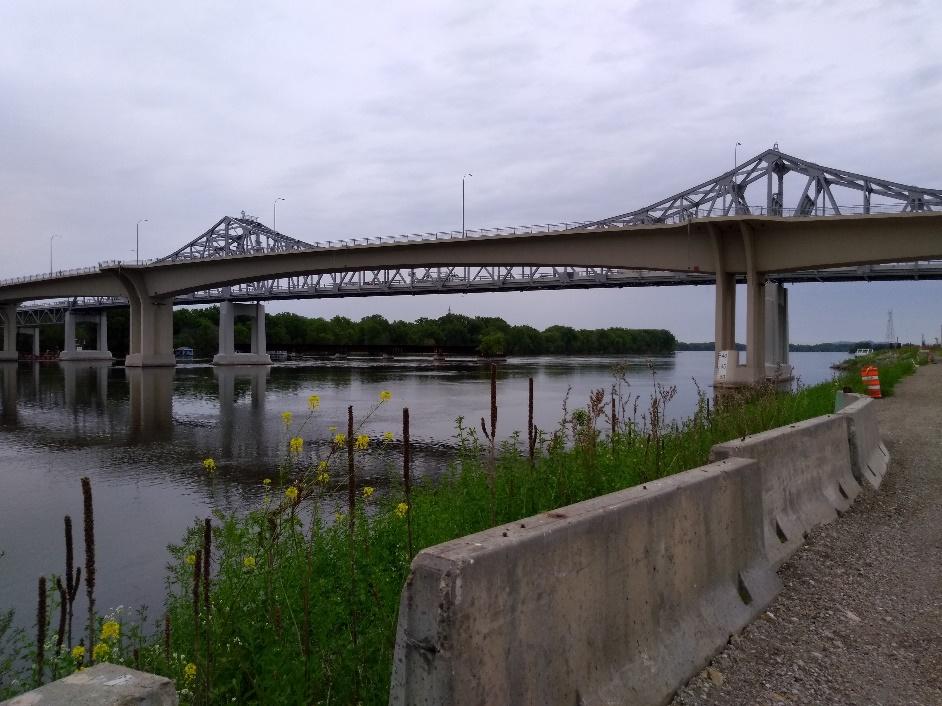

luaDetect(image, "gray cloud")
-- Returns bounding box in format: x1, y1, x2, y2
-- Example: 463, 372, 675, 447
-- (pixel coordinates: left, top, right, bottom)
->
0, 0, 940, 342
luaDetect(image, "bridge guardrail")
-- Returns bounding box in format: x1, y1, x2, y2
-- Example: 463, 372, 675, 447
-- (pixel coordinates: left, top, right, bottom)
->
0, 207, 933, 289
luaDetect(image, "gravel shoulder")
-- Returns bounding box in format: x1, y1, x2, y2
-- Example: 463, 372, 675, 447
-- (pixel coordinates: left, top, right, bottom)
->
672, 364, 942, 706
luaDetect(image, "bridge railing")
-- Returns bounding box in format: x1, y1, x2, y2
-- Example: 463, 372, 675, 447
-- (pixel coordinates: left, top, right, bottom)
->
0, 206, 931, 287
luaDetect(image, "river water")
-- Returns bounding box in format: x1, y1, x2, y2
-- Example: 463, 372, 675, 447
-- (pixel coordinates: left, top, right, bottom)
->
0, 351, 845, 636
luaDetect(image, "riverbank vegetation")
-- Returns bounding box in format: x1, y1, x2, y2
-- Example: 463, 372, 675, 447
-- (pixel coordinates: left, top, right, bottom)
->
174, 309, 677, 358
1, 347, 927, 704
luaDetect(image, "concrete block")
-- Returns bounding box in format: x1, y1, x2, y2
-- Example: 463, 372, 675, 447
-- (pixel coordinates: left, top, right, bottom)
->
59, 350, 114, 361
710, 414, 860, 568
389, 457, 779, 706
1, 663, 178, 705
212, 352, 272, 366
837, 395, 890, 490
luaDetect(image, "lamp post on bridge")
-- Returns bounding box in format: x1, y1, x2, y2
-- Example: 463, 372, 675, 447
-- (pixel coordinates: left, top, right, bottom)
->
273, 196, 285, 232
734, 141, 742, 168
136, 218, 148, 265
462, 174, 472, 237
49, 234, 60, 274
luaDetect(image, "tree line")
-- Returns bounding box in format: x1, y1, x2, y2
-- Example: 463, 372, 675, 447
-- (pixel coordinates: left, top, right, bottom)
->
171, 308, 677, 357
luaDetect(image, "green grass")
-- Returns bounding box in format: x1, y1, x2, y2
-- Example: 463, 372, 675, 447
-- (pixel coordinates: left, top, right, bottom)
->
3, 349, 926, 704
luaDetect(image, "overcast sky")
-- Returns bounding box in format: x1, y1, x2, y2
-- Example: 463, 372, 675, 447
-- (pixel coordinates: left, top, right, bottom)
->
1, 0, 940, 343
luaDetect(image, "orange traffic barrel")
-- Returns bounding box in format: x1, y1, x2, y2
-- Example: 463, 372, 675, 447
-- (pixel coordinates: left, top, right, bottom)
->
860, 365, 882, 398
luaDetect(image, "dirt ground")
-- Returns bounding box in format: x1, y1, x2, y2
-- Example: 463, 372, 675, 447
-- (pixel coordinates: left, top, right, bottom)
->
672, 364, 942, 706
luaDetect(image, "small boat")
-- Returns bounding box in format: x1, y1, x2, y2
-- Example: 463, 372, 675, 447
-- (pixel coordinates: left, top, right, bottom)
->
269, 350, 288, 362
174, 346, 194, 361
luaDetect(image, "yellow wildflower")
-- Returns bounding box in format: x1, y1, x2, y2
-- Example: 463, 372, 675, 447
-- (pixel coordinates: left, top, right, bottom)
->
202, 458, 216, 473
262, 478, 271, 486
281, 411, 293, 427
100, 620, 120, 641
317, 460, 328, 472
243, 556, 256, 569
289, 436, 303, 454
185, 554, 196, 566
379, 390, 392, 402
354, 434, 369, 450
92, 641, 110, 662
335, 512, 345, 523
184, 662, 197, 682
362, 486, 375, 498
395, 502, 409, 518
285, 486, 299, 501
316, 470, 330, 485
382, 431, 394, 443
307, 394, 320, 410
71, 645, 85, 661
333, 433, 346, 446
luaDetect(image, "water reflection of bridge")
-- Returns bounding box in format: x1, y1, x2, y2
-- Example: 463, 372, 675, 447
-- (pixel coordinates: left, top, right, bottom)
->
0, 363, 272, 453
1, 147, 940, 388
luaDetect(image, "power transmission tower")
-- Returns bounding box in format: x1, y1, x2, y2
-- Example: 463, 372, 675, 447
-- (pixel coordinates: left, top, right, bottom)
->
885, 310, 895, 344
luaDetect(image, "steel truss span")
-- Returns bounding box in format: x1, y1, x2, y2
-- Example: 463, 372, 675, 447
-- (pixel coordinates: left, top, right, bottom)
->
11, 261, 942, 325
0, 146, 938, 302
582, 146, 941, 228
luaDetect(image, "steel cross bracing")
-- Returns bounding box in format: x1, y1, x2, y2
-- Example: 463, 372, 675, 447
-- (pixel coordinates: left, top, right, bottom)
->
12, 261, 942, 324
158, 215, 316, 263
0, 146, 939, 296
582, 146, 941, 228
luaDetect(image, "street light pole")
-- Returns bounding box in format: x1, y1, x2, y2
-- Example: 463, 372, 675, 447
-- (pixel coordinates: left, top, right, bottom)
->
273, 197, 285, 232
734, 141, 742, 168
462, 174, 472, 237
49, 234, 60, 274
136, 218, 148, 265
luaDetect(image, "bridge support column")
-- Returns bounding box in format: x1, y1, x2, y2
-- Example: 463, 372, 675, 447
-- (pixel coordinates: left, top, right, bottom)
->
743, 269, 766, 384
213, 301, 271, 365
713, 223, 769, 388
0, 305, 18, 362
19, 327, 40, 358
764, 283, 792, 382
125, 298, 176, 367
59, 310, 114, 361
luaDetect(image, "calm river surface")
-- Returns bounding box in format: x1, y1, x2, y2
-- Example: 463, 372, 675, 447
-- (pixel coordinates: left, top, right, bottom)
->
0, 351, 845, 633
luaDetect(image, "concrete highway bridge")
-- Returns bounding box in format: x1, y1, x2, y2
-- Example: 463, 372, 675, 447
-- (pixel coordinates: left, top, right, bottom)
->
1, 146, 940, 387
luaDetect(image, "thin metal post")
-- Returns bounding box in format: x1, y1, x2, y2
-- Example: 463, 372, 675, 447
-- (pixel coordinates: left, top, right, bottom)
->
136, 219, 148, 265
49, 234, 60, 274
462, 173, 472, 237
273, 197, 285, 232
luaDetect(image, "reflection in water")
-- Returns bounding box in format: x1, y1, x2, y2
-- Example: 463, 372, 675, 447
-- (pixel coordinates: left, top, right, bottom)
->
215, 366, 270, 461
0, 362, 16, 424
62, 360, 111, 409
127, 367, 175, 442
0, 351, 846, 639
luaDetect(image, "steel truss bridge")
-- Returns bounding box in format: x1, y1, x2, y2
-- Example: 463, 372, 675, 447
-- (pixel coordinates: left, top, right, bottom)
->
9, 145, 942, 326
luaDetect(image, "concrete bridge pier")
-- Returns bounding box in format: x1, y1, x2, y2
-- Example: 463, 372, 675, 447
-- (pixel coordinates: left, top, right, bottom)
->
19, 326, 40, 358
213, 301, 272, 365
712, 222, 793, 388
59, 310, 114, 361
0, 304, 18, 362
124, 296, 176, 368
764, 282, 792, 381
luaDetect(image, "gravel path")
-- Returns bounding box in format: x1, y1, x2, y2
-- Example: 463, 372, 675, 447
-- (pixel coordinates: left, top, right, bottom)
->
672, 364, 942, 706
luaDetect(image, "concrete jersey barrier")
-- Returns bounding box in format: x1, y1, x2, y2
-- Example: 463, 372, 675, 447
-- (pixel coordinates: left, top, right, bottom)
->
710, 414, 860, 568
389, 457, 780, 706
837, 394, 890, 490
1, 663, 178, 705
